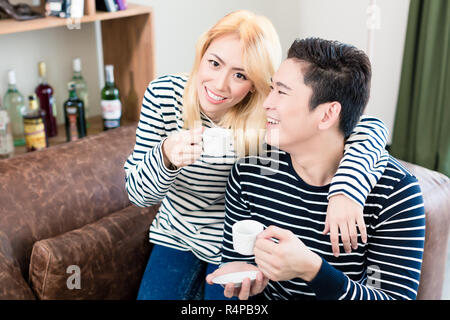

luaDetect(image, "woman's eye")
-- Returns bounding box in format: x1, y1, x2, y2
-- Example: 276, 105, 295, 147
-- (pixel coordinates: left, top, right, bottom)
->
209, 60, 219, 68
235, 73, 247, 81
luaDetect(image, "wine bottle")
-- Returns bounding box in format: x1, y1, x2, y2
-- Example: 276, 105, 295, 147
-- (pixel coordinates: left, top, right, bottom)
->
0, 96, 14, 159
3, 70, 26, 146
35, 61, 58, 138
101, 65, 122, 131
71, 58, 89, 127
23, 95, 48, 152
64, 82, 86, 142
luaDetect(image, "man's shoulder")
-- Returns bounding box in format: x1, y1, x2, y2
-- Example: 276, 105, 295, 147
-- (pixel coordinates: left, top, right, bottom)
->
234, 146, 291, 176
367, 155, 424, 218
377, 156, 419, 188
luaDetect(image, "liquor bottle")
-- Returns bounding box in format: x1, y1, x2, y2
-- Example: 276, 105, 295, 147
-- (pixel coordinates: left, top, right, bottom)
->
3, 70, 26, 146
64, 82, 86, 142
71, 58, 89, 127
23, 95, 48, 152
35, 61, 58, 138
0, 97, 14, 159
101, 65, 122, 131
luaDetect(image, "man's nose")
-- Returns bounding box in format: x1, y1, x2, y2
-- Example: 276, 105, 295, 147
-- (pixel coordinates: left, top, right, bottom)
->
263, 92, 275, 110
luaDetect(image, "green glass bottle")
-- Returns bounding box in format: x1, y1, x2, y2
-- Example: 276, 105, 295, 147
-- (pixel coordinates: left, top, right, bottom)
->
71, 58, 89, 127
0, 96, 14, 159
101, 65, 122, 131
3, 70, 26, 146
64, 82, 86, 142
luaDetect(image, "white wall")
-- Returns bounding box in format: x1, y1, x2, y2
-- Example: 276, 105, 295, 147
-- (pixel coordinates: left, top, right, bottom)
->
297, 0, 411, 142
129, 0, 301, 76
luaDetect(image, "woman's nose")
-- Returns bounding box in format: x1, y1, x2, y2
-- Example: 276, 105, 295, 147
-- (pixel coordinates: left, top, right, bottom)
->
214, 71, 228, 92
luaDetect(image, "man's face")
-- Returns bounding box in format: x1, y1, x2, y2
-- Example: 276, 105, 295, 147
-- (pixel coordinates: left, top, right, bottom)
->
263, 59, 322, 151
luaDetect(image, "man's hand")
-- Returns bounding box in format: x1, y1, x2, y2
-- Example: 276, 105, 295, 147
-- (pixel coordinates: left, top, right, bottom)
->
254, 226, 322, 282
205, 262, 268, 300
323, 194, 368, 257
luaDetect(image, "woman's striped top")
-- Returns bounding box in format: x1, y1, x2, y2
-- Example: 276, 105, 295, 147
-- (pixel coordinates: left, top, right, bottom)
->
221, 150, 425, 300
123, 74, 389, 265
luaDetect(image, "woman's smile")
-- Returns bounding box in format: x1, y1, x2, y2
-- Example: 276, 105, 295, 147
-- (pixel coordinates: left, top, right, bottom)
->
204, 86, 228, 104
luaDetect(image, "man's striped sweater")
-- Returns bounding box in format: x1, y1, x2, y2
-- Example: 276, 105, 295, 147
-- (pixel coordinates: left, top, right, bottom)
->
221, 150, 425, 300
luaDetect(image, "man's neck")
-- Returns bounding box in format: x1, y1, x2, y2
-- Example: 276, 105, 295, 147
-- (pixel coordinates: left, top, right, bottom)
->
288, 133, 345, 187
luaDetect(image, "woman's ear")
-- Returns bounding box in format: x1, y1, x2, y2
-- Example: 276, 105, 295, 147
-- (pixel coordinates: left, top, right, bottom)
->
318, 102, 341, 131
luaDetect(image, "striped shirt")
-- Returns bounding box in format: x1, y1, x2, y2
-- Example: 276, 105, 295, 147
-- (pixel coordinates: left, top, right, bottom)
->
123, 74, 389, 265
222, 151, 425, 300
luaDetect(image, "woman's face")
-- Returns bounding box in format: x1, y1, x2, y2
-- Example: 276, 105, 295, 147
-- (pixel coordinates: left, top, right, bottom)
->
196, 33, 254, 122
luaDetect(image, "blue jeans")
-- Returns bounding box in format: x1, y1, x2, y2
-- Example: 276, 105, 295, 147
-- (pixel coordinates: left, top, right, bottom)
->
137, 244, 235, 300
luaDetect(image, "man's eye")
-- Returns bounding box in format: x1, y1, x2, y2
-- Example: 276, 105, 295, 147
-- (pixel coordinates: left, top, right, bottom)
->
270, 86, 286, 95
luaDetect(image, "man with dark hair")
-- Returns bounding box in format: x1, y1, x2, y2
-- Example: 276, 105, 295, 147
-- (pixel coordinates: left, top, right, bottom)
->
206, 38, 425, 300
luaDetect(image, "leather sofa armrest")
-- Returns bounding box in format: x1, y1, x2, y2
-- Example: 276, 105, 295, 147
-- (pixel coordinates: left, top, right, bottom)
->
0, 233, 36, 299
399, 161, 450, 299
29, 204, 159, 299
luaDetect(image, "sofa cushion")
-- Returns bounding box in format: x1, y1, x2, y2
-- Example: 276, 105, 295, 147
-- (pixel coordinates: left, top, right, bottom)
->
0, 124, 139, 282
28, 204, 159, 300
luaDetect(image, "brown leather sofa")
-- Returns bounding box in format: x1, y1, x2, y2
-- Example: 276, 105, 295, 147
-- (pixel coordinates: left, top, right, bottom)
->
0, 124, 449, 300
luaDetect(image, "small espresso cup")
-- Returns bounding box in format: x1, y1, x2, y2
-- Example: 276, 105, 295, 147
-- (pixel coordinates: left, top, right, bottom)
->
202, 128, 233, 158
232, 220, 265, 255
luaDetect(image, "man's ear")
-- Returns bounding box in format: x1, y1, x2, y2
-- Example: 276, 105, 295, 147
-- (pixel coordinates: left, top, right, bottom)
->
318, 102, 341, 130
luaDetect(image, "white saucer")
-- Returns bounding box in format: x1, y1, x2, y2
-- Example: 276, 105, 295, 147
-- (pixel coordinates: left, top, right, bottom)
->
212, 271, 258, 288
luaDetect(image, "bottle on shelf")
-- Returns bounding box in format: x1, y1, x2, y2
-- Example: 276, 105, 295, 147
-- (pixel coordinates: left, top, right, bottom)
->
3, 70, 26, 147
71, 58, 89, 128
23, 94, 48, 152
101, 65, 122, 131
64, 82, 86, 142
0, 97, 14, 159
35, 61, 57, 138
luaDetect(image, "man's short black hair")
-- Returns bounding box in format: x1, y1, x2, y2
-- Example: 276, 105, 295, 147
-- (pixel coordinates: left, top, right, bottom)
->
287, 37, 371, 138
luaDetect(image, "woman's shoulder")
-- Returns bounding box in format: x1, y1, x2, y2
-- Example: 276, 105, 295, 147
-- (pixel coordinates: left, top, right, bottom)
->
148, 73, 189, 90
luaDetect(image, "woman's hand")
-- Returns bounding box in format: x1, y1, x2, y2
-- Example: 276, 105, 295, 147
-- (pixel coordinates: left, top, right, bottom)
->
206, 262, 268, 300
322, 194, 368, 257
162, 127, 204, 169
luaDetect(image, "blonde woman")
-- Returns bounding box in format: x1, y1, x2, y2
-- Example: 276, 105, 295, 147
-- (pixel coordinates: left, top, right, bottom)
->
124, 11, 389, 300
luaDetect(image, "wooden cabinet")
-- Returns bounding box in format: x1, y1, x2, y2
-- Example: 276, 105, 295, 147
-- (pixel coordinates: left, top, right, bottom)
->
0, 1, 155, 155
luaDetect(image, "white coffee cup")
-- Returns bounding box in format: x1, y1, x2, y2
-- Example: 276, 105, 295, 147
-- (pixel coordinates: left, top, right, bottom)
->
232, 220, 265, 256
202, 128, 233, 158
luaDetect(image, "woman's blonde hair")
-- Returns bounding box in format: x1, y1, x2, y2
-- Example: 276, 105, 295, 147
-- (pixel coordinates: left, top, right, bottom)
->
182, 10, 282, 157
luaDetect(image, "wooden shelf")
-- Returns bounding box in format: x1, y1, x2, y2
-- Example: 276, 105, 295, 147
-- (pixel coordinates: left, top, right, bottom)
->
1, 1, 154, 159
0, 4, 152, 35
0, 1, 155, 123
13, 115, 136, 155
